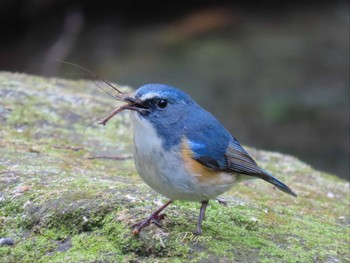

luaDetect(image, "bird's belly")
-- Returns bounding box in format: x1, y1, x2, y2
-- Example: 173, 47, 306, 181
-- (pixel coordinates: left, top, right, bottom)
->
134, 149, 238, 201
132, 113, 238, 201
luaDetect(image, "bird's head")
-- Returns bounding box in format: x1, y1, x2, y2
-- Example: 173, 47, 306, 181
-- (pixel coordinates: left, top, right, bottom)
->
123, 84, 195, 124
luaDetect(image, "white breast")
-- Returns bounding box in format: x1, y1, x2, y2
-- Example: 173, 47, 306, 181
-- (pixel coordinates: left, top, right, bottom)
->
131, 112, 163, 159
131, 112, 194, 199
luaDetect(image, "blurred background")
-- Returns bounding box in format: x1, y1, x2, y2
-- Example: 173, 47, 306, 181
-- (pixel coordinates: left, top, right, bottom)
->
0, 1, 349, 180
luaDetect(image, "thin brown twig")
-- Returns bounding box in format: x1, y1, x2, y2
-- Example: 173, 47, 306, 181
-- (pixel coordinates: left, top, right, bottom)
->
57, 60, 126, 99
98, 104, 129, 126
53, 145, 85, 151
87, 155, 132, 160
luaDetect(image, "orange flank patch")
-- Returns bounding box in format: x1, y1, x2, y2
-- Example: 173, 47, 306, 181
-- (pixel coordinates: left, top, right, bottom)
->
181, 139, 221, 183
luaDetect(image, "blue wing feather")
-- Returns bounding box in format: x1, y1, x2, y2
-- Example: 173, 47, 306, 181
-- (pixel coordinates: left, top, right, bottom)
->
186, 105, 296, 197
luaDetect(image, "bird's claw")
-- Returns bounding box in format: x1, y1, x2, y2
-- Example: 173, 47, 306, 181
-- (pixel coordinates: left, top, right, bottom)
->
132, 213, 166, 235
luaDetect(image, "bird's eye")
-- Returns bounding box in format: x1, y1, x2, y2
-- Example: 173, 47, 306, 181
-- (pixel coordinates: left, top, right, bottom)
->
156, 99, 168, 109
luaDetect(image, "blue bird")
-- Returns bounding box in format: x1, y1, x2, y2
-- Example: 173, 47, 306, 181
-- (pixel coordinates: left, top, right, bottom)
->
121, 84, 297, 235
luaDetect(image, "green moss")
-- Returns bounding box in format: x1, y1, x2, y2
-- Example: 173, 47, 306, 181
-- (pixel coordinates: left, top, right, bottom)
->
0, 72, 349, 262
41, 233, 123, 263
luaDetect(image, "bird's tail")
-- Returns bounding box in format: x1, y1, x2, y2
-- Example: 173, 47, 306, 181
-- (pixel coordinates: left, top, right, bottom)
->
259, 169, 297, 197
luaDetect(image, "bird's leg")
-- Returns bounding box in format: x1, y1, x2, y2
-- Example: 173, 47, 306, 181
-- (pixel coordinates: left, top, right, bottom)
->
132, 200, 173, 235
193, 200, 209, 235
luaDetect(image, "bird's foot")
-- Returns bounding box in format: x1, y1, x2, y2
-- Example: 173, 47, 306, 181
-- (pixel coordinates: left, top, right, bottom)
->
132, 200, 173, 235
193, 226, 202, 236
132, 213, 166, 235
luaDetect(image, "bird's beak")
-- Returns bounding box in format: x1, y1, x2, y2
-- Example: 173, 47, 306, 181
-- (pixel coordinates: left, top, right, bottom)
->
98, 96, 149, 126
123, 97, 149, 112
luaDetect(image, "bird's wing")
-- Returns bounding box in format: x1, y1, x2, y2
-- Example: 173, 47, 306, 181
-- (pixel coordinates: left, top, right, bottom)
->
187, 137, 297, 197
184, 106, 296, 196
188, 135, 261, 175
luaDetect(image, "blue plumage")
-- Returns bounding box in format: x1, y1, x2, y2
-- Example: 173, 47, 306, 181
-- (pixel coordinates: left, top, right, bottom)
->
127, 83, 296, 235
134, 84, 296, 197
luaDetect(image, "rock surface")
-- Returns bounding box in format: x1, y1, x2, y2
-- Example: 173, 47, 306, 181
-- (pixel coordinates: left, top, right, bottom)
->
0, 72, 349, 262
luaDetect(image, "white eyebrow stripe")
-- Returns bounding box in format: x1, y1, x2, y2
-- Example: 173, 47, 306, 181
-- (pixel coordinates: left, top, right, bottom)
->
139, 92, 161, 100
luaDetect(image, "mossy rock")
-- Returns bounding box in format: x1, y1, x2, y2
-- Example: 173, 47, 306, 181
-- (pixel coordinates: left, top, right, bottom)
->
0, 72, 349, 263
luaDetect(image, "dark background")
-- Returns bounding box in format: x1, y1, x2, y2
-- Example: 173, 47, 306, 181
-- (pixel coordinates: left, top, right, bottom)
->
0, 1, 349, 180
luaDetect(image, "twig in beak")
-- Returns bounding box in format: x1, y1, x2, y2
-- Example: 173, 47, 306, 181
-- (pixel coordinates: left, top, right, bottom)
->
57, 59, 128, 102
58, 60, 134, 126
98, 104, 130, 126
